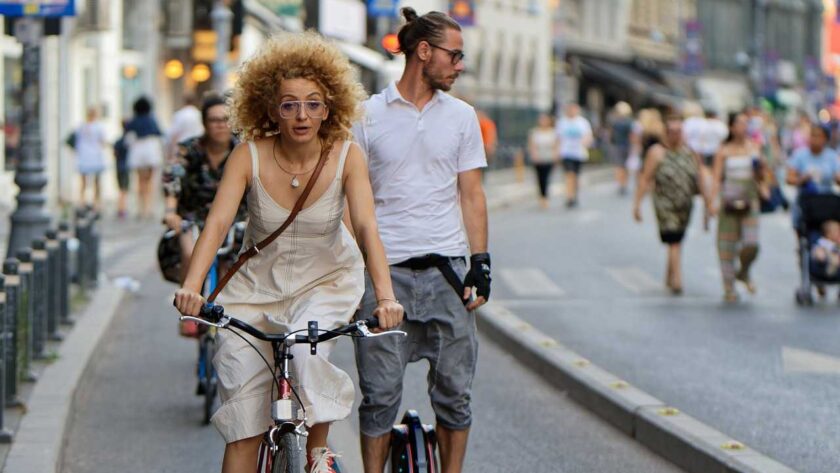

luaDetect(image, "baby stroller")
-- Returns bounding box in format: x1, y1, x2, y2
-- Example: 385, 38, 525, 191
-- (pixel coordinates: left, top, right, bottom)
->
795, 193, 840, 305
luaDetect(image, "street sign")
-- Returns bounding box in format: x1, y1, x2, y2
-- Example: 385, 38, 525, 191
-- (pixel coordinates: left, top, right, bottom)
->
254, 0, 301, 17
0, 0, 74, 17
449, 0, 475, 27
367, 0, 398, 18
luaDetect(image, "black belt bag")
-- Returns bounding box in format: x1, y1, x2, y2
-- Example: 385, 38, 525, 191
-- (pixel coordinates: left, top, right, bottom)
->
393, 254, 468, 305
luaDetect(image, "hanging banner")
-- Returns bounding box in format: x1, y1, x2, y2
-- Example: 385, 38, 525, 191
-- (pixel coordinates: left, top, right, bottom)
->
255, 0, 302, 17
449, 0, 475, 27
0, 0, 74, 17
680, 20, 703, 75
367, 0, 398, 18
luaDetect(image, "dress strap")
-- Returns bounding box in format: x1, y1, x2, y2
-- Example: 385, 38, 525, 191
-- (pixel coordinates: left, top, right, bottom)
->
335, 140, 352, 181
248, 141, 260, 183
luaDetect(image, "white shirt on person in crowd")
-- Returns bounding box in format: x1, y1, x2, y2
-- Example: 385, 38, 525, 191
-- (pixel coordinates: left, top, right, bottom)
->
555, 115, 592, 161
684, 116, 727, 157
75, 121, 107, 174
166, 105, 203, 157
529, 128, 557, 164
351, 81, 487, 265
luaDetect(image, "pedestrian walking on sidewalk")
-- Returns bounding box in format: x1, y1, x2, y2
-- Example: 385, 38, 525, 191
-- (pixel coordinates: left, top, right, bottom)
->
71, 106, 108, 210
112, 120, 131, 219
711, 112, 766, 303
351, 7, 490, 473
633, 112, 711, 294
165, 93, 204, 161
528, 113, 559, 208
173, 32, 403, 473
608, 101, 635, 195
125, 97, 164, 219
556, 103, 593, 208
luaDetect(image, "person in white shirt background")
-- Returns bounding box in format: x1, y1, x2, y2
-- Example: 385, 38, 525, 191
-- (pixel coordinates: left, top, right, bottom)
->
165, 94, 204, 161
72, 106, 108, 210
555, 102, 593, 208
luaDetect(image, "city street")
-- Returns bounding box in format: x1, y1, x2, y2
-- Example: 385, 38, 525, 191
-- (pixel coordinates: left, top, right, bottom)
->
490, 177, 838, 473
59, 204, 681, 473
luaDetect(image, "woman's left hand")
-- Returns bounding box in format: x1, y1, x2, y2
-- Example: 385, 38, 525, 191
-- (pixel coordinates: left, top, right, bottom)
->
372, 299, 404, 332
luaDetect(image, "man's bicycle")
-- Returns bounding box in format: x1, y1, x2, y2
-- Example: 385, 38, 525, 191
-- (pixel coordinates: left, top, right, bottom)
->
180, 303, 405, 472
166, 221, 245, 424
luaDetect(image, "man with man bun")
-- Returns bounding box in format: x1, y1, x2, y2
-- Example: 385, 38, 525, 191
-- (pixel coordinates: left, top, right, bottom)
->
352, 7, 490, 473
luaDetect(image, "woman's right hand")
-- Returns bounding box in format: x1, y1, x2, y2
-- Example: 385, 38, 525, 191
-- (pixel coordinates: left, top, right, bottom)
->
372, 300, 404, 332
174, 288, 204, 317
164, 212, 183, 234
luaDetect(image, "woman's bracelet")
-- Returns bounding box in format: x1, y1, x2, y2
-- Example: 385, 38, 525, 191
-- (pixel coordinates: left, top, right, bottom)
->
376, 298, 399, 304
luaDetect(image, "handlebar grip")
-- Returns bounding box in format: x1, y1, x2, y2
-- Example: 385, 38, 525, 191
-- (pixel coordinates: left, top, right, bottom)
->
362, 316, 379, 329
200, 303, 224, 323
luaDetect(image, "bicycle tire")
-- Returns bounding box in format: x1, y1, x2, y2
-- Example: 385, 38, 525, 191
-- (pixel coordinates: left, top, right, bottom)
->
202, 336, 218, 425
272, 431, 302, 473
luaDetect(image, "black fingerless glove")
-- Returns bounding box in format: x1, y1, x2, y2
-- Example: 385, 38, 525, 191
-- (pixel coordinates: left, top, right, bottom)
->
463, 252, 492, 302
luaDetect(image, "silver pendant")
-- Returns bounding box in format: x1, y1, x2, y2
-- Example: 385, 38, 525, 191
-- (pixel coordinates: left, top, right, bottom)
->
291, 176, 300, 188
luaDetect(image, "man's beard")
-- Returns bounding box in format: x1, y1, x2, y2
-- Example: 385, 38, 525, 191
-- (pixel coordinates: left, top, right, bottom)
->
423, 63, 456, 92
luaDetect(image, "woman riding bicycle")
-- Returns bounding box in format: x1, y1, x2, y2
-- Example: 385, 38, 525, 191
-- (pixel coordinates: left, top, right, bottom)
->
173, 32, 404, 473
162, 93, 246, 284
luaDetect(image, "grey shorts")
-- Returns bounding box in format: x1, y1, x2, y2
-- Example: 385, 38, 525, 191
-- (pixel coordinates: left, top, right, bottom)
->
353, 260, 478, 437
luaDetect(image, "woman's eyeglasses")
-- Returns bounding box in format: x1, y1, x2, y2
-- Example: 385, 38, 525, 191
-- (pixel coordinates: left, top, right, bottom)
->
429, 44, 465, 65
277, 101, 328, 119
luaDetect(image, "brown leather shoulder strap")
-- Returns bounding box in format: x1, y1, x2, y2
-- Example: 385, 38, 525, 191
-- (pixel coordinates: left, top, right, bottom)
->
208, 144, 330, 302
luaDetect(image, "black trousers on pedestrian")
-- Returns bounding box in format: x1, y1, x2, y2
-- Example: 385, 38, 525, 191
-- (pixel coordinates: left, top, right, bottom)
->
534, 163, 553, 198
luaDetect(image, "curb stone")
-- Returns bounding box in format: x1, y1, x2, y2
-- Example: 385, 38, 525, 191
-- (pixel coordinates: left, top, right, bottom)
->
2, 278, 126, 473
476, 301, 799, 473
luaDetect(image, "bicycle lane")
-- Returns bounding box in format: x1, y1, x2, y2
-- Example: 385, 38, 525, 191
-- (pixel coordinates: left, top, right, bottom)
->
60, 265, 681, 472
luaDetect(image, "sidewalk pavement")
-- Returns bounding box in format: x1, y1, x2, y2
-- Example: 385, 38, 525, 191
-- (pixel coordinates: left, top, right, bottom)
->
0, 165, 616, 472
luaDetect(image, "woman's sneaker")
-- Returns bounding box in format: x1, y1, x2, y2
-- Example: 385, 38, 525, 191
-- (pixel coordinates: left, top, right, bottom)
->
307, 447, 342, 473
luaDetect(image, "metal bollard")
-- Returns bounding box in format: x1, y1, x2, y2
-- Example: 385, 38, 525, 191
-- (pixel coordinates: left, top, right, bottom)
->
16, 249, 37, 383
2, 259, 22, 407
86, 207, 100, 286
0, 276, 12, 443
58, 222, 72, 326
31, 239, 48, 359
74, 209, 90, 293
45, 230, 63, 340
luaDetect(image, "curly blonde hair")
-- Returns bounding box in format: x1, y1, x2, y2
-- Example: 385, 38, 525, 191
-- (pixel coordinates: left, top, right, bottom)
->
229, 31, 367, 147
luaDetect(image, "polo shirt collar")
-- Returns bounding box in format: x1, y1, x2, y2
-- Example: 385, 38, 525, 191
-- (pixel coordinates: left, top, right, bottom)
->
386, 81, 445, 108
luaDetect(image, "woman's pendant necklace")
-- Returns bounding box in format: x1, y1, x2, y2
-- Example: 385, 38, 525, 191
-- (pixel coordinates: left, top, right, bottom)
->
273, 137, 319, 189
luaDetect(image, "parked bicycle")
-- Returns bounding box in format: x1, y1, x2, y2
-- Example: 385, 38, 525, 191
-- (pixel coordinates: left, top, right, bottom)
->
180, 304, 406, 472
166, 221, 245, 424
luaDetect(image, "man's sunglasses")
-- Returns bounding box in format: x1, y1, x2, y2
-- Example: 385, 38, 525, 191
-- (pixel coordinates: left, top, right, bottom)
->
429, 43, 465, 65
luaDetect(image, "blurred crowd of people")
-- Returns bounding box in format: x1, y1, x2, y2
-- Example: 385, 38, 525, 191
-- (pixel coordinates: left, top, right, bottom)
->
65, 94, 205, 220
526, 99, 840, 303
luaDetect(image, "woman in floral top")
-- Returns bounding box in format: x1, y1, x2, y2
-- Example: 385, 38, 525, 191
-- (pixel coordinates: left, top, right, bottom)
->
162, 94, 247, 283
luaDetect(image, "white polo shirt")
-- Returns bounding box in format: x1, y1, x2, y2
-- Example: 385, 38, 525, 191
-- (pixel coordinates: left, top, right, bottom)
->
352, 82, 487, 264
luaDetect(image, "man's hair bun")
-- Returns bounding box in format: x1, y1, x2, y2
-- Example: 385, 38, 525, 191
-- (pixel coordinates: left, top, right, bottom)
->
402, 7, 418, 22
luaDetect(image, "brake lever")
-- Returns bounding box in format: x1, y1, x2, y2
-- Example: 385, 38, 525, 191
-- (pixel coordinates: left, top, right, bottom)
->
179, 315, 230, 329
357, 323, 407, 338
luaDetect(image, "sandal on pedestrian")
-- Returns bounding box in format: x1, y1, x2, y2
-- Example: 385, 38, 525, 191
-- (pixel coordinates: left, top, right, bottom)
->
723, 290, 739, 303
735, 272, 756, 294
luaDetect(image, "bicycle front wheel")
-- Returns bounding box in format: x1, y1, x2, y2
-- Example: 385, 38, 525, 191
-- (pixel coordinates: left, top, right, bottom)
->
202, 336, 218, 425
272, 431, 302, 473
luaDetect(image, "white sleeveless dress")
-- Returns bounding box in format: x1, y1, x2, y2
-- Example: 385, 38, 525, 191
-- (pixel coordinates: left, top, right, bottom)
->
211, 140, 365, 443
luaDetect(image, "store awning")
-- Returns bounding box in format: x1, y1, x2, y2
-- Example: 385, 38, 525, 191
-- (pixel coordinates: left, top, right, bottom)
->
579, 58, 684, 108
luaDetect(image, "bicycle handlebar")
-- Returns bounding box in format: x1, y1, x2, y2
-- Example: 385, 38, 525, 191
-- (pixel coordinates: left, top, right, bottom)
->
178, 303, 403, 348
164, 221, 246, 257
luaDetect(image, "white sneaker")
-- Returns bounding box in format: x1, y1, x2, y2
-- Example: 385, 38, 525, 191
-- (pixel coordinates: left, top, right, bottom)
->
307, 447, 342, 473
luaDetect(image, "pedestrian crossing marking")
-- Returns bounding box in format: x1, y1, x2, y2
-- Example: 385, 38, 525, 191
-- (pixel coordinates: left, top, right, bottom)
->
782, 346, 840, 375
605, 266, 661, 294
497, 268, 565, 297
